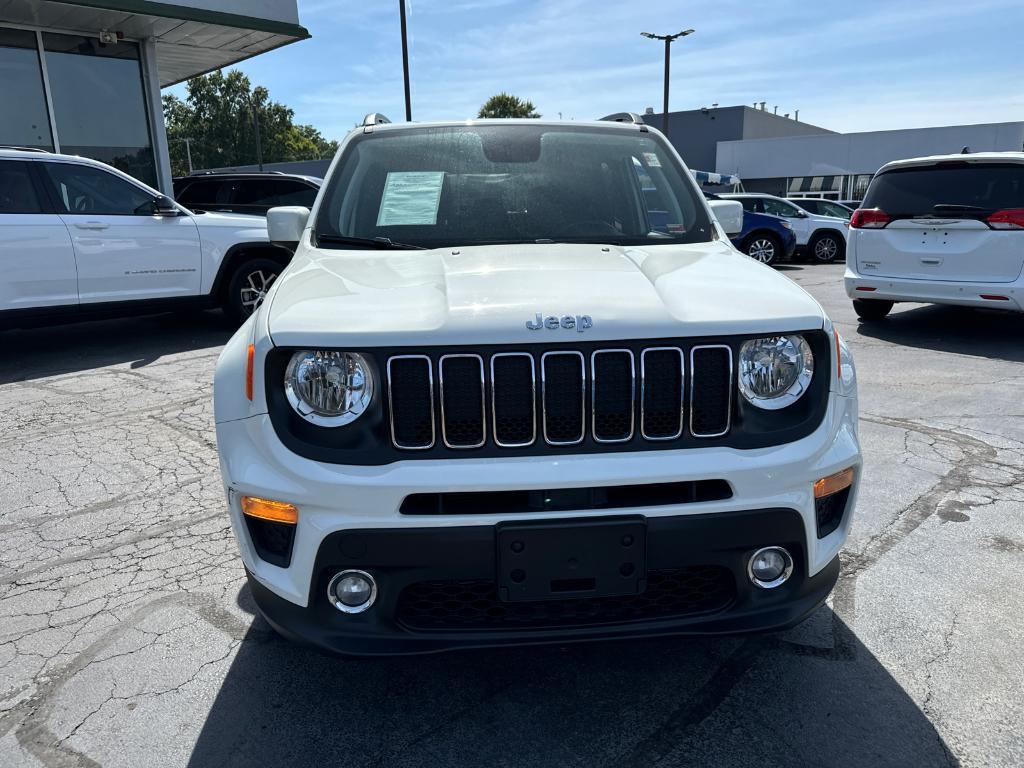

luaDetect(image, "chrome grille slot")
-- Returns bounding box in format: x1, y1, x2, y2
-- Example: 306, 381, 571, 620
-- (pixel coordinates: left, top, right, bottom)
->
541, 351, 585, 445
387, 356, 435, 450
439, 354, 485, 449
641, 347, 684, 440
491, 353, 536, 447
690, 345, 733, 438
591, 350, 635, 443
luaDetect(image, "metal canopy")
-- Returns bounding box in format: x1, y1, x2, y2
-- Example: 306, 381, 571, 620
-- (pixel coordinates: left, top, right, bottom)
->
0, 0, 309, 85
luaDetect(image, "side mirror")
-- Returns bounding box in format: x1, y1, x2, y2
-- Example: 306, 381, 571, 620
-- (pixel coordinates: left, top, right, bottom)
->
795, 210, 810, 219
707, 199, 744, 236
154, 195, 179, 215
267, 206, 310, 252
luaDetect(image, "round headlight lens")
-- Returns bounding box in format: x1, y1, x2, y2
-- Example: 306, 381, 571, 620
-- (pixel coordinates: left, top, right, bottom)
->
738, 335, 814, 410
284, 350, 374, 426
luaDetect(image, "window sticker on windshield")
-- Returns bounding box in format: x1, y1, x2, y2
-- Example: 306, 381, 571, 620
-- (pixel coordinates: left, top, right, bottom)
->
376, 171, 445, 226
641, 152, 661, 168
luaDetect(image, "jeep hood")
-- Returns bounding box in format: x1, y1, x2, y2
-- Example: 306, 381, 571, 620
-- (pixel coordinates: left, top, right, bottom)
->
265, 241, 825, 347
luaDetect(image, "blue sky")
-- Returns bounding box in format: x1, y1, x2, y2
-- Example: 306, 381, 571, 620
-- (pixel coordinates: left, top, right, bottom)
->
167, 0, 1024, 142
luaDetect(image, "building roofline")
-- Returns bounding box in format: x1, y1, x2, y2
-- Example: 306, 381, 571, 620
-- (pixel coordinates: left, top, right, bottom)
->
46, 0, 310, 39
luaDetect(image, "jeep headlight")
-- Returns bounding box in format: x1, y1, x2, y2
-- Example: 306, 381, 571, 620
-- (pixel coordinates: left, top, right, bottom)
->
284, 351, 374, 426
738, 335, 813, 410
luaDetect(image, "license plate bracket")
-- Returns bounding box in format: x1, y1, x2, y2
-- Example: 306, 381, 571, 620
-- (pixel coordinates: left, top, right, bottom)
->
496, 518, 647, 602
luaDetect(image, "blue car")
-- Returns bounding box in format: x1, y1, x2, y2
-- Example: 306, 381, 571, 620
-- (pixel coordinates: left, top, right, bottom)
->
706, 194, 797, 265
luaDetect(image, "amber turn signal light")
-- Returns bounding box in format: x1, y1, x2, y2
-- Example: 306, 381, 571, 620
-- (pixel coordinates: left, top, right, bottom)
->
814, 467, 855, 499
245, 343, 255, 401
241, 496, 298, 524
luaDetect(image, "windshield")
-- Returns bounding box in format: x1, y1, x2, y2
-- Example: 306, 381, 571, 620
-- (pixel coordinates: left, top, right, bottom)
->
863, 163, 1024, 218
314, 124, 713, 248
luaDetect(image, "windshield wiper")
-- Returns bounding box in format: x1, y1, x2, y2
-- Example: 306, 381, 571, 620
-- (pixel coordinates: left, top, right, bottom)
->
315, 234, 425, 250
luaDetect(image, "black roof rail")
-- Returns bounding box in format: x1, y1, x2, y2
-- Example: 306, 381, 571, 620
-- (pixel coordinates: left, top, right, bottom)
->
362, 113, 392, 127
599, 112, 646, 126
0, 145, 52, 153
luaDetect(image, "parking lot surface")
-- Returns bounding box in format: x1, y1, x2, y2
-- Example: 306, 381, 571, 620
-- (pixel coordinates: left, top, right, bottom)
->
0, 264, 1021, 768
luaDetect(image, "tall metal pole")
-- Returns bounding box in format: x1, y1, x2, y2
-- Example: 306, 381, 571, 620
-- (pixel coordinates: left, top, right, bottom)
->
184, 137, 193, 174
663, 38, 671, 135
399, 0, 412, 121
641, 29, 694, 139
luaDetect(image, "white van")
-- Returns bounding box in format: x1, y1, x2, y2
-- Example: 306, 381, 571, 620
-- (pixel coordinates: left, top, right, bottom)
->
845, 153, 1024, 319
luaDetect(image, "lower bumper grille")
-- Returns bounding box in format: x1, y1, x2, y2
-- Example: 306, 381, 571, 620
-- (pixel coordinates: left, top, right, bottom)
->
396, 566, 736, 631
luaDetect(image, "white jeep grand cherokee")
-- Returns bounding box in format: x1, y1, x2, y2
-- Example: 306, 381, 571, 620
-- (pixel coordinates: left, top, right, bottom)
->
214, 116, 861, 655
0, 148, 285, 327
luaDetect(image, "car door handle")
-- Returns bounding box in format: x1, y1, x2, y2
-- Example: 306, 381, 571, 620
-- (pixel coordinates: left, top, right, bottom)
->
920, 258, 942, 265
73, 221, 109, 230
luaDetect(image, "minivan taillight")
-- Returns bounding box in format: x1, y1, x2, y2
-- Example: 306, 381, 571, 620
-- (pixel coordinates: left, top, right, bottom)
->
850, 208, 891, 229
986, 208, 1024, 230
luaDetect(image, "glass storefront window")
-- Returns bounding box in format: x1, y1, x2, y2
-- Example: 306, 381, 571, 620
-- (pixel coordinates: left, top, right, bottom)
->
0, 28, 53, 150
42, 33, 156, 186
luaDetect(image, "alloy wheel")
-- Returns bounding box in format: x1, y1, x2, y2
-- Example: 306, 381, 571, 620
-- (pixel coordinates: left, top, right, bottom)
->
814, 237, 839, 262
239, 269, 278, 311
748, 239, 776, 264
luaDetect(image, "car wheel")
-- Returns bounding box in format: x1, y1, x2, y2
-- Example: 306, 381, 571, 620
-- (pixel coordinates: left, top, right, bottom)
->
743, 234, 780, 265
226, 258, 282, 323
852, 298, 894, 320
811, 233, 844, 263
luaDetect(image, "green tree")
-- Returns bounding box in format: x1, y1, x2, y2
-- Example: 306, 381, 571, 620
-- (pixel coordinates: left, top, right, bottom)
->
477, 93, 540, 119
162, 70, 338, 176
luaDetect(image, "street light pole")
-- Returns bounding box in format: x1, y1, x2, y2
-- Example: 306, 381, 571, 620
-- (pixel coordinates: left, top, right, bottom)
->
399, 0, 412, 121
640, 29, 694, 137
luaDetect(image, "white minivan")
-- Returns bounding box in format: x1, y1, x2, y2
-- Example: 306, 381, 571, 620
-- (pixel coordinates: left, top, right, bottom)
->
846, 153, 1024, 319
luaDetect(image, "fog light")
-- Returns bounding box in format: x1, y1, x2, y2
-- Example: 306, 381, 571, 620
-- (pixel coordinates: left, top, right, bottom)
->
327, 570, 377, 614
747, 546, 793, 589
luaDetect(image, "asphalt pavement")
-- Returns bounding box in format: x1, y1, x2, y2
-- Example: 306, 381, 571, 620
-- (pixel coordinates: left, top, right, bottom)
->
0, 264, 1021, 767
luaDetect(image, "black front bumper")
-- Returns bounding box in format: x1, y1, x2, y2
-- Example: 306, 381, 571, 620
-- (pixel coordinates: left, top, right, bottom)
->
247, 508, 839, 656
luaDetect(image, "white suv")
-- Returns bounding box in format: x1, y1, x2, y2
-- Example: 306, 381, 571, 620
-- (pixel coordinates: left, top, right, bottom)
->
0, 148, 287, 327
846, 152, 1024, 319
214, 116, 861, 655
722, 193, 849, 263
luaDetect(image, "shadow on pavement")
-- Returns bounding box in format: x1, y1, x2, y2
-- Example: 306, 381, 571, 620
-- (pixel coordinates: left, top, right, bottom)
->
855, 303, 1024, 363
186, 586, 957, 768
0, 310, 235, 384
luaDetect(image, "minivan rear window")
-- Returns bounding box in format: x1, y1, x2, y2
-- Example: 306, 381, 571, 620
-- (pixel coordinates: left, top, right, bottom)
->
863, 163, 1024, 218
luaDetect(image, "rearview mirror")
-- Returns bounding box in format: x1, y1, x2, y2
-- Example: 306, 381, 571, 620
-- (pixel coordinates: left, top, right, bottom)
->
154, 195, 179, 215
268, 206, 311, 252
707, 199, 744, 236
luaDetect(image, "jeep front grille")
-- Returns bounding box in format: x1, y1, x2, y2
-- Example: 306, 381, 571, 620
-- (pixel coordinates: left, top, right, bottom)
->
386, 344, 733, 451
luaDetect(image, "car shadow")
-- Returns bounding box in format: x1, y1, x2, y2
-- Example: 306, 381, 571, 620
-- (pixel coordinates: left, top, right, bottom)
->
185, 585, 958, 768
855, 303, 1024, 363
0, 310, 236, 384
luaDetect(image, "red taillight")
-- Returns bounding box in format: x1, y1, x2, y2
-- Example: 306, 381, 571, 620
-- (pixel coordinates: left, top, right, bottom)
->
986, 208, 1024, 230
850, 208, 891, 229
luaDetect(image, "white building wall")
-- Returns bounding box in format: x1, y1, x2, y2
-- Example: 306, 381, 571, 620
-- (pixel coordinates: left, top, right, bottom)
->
716, 122, 1024, 180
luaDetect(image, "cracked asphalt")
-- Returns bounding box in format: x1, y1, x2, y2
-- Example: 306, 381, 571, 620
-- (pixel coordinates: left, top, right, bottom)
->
1, 264, 1022, 768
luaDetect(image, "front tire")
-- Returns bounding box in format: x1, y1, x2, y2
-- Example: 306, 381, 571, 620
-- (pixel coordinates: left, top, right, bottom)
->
853, 298, 894, 320
811, 233, 845, 263
226, 258, 282, 323
742, 233, 781, 265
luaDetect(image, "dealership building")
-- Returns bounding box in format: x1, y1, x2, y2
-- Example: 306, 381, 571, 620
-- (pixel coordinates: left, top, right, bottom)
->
0, 1, 308, 194
646, 106, 1024, 201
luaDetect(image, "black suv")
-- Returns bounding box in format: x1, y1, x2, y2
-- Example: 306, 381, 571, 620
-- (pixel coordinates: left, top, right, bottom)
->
173, 172, 321, 216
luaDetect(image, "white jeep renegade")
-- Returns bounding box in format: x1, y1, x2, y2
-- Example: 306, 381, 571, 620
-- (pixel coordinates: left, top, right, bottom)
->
214, 115, 861, 655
